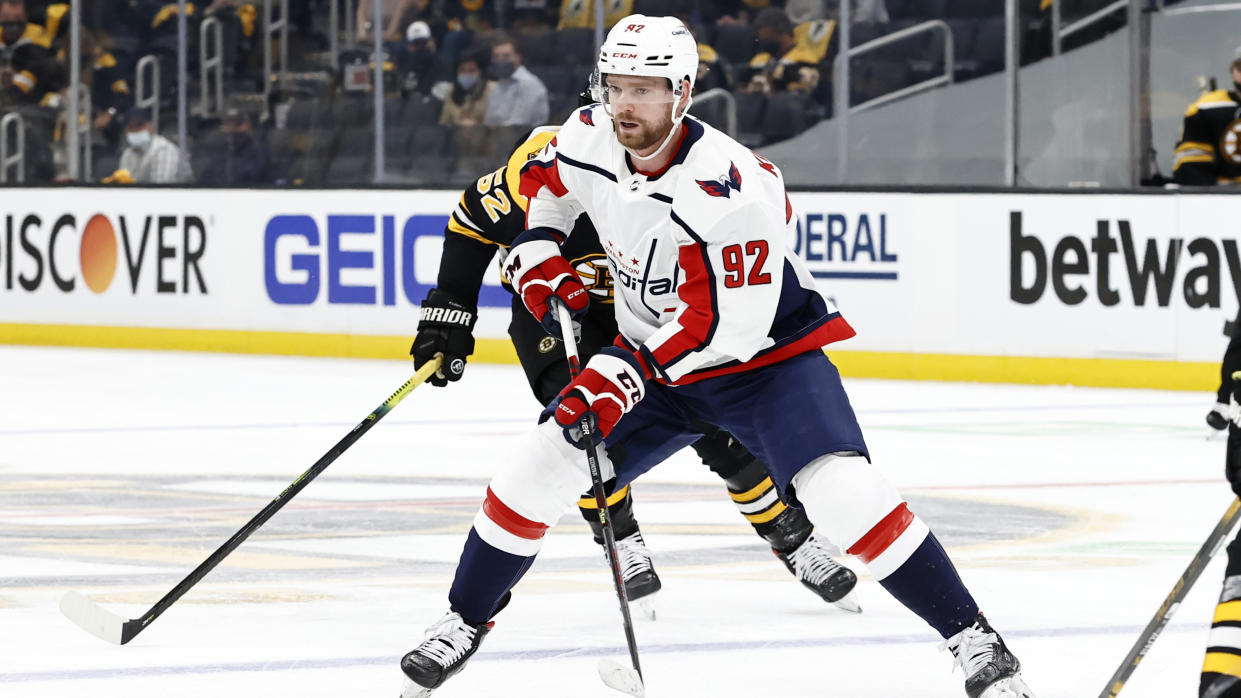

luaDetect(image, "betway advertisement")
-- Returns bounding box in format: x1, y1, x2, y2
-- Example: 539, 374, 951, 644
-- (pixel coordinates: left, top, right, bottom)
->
0, 188, 1236, 365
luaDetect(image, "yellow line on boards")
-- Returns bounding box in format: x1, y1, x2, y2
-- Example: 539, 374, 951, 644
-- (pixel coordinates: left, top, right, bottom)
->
0, 323, 1217, 390
828, 350, 1216, 391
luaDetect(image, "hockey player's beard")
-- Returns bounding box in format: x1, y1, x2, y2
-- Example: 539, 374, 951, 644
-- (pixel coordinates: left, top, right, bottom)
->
613, 111, 673, 155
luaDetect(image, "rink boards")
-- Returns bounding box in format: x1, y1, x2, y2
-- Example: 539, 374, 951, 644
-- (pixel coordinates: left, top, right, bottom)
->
0, 187, 1233, 389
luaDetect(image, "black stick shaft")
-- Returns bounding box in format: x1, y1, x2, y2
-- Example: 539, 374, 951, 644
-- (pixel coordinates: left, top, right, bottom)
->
117, 360, 441, 644
557, 304, 643, 680
1097, 497, 1241, 697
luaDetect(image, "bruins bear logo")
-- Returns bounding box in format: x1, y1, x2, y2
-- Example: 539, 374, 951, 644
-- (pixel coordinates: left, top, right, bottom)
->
1221, 119, 1241, 165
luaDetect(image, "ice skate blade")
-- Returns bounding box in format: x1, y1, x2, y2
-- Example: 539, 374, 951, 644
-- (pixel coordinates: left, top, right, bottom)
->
979, 674, 1035, 698
399, 678, 434, 698
635, 594, 657, 621
831, 592, 862, 614
597, 658, 645, 697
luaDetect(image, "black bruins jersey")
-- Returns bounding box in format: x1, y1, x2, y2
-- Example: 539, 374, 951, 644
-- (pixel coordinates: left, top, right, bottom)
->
434, 127, 618, 401
1174, 89, 1241, 185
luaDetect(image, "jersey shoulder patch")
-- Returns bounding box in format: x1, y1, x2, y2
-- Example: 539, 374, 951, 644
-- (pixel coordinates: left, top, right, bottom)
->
695, 161, 743, 198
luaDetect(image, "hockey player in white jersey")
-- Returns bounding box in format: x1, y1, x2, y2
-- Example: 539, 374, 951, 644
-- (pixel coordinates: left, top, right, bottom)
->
400, 15, 1034, 698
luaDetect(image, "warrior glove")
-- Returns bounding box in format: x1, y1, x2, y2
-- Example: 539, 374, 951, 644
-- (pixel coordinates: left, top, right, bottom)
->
411, 288, 477, 387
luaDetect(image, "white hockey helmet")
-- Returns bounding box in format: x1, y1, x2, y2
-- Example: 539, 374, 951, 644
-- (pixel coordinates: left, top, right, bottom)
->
591, 15, 698, 106
590, 15, 699, 161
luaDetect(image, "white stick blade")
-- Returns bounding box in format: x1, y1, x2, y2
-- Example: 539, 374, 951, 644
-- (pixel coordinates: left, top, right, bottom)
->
59, 591, 125, 645
597, 658, 645, 697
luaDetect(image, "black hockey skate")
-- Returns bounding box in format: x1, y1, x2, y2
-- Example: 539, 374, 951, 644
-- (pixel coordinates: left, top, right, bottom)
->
399, 611, 493, 697
1201, 674, 1241, 698
943, 613, 1035, 698
1209, 402, 1230, 431
614, 530, 661, 619
775, 532, 861, 612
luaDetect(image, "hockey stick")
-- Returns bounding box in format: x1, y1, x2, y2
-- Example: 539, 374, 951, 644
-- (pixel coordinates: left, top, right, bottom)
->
59, 357, 443, 646
555, 302, 645, 698
1097, 496, 1241, 698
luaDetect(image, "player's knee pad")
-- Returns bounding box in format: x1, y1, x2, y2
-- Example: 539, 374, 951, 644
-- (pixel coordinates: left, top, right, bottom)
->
792, 452, 929, 580
478, 420, 602, 556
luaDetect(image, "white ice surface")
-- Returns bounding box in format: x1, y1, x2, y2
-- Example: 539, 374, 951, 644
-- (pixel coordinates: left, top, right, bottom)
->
0, 345, 1231, 697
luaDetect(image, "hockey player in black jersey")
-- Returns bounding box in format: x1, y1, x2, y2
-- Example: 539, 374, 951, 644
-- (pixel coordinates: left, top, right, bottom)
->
1174, 47, 1241, 186
409, 127, 859, 615
1201, 376, 1241, 697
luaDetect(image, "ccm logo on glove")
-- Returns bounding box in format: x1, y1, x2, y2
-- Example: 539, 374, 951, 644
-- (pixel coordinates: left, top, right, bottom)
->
553, 347, 647, 447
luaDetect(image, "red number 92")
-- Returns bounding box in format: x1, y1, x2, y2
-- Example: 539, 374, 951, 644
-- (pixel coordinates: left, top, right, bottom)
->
721, 240, 772, 288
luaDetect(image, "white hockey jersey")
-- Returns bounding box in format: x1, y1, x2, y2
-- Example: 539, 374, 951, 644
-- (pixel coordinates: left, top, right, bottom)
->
519, 106, 855, 385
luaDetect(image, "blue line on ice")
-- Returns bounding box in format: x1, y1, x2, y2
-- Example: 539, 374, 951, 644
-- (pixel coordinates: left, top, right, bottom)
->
0, 622, 1201, 682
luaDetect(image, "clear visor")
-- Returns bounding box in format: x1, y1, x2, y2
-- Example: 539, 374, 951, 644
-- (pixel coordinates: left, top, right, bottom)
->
590, 70, 678, 116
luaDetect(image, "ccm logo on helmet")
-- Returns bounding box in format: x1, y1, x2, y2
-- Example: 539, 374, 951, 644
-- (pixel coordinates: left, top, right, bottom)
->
612, 52, 638, 58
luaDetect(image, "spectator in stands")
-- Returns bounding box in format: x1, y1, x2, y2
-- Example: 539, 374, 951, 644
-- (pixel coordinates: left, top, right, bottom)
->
197, 108, 269, 186
1173, 47, 1241, 186
439, 0, 495, 34
482, 35, 547, 129
705, 0, 762, 27
84, 32, 132, 149
440, 50, 493, 158
143, 0, 197, 40
109, 107, 192, 183
0, 0, 59, 106
25, 0, 66, 51
399, 20, 444, 97
357, 0, 424, 42
205, 1, 261, 81
746, 7, 832, 96
557, 0, 633, 30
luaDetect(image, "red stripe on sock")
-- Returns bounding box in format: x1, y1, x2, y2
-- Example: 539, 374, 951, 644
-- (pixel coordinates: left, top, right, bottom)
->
847, 502, 914, 563
482, 487, 548, 541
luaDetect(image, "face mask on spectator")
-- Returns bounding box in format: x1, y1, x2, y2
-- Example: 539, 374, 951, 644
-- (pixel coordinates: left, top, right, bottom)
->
126, 130, 152, 148
457, 73, 479, 90
1, 21, 23, 42
490, 60, 516, 80
756, 38, 782, 57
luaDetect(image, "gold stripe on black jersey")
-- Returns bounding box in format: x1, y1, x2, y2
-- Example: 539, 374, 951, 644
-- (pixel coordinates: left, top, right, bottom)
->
578, 486, 630, 509
447, 216, 496, 246
727, 476, 788, 524
1204, 651, 1241, 678
1215, 601, 1241, 624
729, 476, 776, 504
744, 500, 788, 524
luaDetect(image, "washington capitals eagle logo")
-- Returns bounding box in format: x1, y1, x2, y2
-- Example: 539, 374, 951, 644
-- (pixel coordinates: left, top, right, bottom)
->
696, 162, 742, 198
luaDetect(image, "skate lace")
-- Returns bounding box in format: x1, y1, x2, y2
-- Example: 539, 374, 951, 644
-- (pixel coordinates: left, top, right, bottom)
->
787, 534, 842, 586
940, 624, 998, 677
416, 612, 478, 666
614, 532, 653, 583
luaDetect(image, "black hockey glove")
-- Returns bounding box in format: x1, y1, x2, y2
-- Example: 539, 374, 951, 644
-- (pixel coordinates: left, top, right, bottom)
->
411, 288, 477, 387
